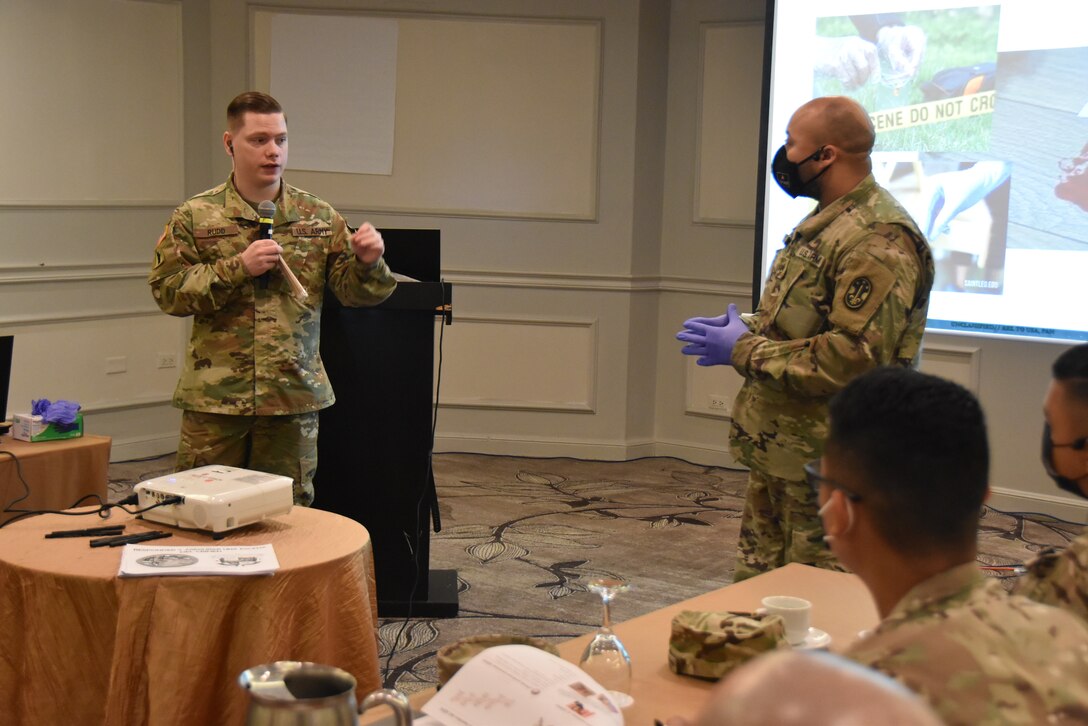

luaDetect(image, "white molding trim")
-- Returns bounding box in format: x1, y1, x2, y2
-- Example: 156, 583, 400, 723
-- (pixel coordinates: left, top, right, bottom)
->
988, 486, 1088, 524
656, 276, 752, 297
0, 264, 753, 297
441, 401, 595, 413
693, 217, 757, 229
335, 204, 599, 223
435, 433, 655, 461
0, 309, 162, 327
0, 263, 151, 284
443, 269, 658, 292
80, 395, 174, 415
443, 269, 751, 297
0, 201, 178, 209
434, 435, 747, 470
109, 434, 179, 463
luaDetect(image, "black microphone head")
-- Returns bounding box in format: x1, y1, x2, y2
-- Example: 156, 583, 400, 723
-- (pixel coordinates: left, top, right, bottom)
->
258, 200, 276, 218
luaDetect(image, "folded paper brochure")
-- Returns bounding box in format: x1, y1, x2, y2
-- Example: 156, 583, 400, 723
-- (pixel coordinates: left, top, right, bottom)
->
118, 544, 279, 577
415, 644, 623, 726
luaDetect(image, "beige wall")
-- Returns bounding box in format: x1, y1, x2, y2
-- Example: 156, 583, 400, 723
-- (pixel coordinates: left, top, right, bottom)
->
0, 0, 1080, 521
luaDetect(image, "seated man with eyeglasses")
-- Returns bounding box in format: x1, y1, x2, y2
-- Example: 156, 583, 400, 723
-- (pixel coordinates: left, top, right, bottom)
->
1014, 343, 1088, 622
811, 366, 1088, 725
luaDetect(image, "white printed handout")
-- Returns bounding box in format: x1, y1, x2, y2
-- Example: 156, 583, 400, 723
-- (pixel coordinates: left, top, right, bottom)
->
118, 544, 280, 577
416, 644, 624, 726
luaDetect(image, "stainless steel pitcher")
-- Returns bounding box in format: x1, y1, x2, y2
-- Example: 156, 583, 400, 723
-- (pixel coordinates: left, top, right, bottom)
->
239, 661, 412, 726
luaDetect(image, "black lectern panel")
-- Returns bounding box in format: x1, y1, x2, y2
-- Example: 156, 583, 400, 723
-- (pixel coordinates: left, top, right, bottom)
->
314, 229, 456, 617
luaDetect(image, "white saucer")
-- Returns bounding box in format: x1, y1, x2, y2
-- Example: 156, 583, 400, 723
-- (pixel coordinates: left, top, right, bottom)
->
792, 627, 831, 650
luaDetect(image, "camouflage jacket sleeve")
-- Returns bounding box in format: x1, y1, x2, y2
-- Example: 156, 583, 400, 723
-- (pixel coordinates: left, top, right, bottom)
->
147, 205, 249, 316
323, 214, 397, 308
731, 224, 927, 398
1013, 533, 1088, 624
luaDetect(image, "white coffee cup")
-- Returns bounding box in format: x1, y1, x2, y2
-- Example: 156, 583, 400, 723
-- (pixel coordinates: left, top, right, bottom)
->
760, 595, 812, 646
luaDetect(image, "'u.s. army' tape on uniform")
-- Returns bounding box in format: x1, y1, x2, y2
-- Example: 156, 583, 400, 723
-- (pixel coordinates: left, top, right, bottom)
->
869, 90, 995, 133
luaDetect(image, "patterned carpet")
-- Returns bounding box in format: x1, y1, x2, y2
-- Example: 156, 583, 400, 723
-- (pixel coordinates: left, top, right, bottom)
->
108, 452, 1083, 694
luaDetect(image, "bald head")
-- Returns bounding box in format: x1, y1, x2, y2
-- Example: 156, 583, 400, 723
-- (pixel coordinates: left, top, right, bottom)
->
693, 651, 940, 726
792, 96, 875, 156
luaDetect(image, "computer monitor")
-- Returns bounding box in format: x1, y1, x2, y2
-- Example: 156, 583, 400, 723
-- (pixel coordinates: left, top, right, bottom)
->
0, 336, 12, 434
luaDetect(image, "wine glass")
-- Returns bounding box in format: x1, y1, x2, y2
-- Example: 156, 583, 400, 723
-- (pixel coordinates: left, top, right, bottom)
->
579, 578, 634, 708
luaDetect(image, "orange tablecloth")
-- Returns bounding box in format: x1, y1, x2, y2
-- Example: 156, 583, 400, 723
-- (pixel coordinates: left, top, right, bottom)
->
0, 434, 111, 524
0, 506, 381, 725
362, 563, 880, 725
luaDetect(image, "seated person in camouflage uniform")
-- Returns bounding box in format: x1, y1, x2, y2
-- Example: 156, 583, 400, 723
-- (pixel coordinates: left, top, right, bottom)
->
811, 366, 1088, 724
677, 96, 934, 581
1014, 343, 1088, 622
667, 650, 941, 726
148, 92, 396, 506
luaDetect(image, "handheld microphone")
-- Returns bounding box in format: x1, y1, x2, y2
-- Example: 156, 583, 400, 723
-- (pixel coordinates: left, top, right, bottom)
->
256, 200, 275, 289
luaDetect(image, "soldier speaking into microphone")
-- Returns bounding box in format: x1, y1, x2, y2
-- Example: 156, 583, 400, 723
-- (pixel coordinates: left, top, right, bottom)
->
149, 92, 395, 506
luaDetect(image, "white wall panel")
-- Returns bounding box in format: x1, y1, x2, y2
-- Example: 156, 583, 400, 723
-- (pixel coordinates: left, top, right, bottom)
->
5, 316, 184, 407
254, 10, 600, 219
919, 342, 981, 392
439, 316, 597, 412
685, 355, 746, 419
0, 206, 176, 267
0, 271, 159, 325
0, 0, 183, 203
695, 22, 764, 225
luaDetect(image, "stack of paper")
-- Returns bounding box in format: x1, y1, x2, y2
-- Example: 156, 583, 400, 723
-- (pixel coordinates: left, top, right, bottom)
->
118, 544, 279, 577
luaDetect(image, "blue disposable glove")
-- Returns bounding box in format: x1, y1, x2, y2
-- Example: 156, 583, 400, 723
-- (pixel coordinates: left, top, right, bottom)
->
922, 161, 1011, 239
676, 304, 748, 366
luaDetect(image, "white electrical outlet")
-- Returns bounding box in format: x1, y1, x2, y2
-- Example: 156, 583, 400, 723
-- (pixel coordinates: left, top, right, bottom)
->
707, 394, 730, 411
157, 352, 178, 369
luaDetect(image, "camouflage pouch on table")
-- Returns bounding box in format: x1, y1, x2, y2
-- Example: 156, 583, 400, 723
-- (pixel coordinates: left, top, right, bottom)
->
668, 610, 787, 680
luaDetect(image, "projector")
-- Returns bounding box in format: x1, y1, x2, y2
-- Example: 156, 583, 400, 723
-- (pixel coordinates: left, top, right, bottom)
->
134, 465, 293, 534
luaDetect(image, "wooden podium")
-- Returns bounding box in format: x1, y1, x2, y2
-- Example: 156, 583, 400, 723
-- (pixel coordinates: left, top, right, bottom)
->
314, 229, 456, 617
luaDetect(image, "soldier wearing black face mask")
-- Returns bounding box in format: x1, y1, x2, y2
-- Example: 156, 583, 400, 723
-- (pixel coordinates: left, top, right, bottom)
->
1014, 343, 1088, 623
770, 144, 832, 200
677, 96, 935, 581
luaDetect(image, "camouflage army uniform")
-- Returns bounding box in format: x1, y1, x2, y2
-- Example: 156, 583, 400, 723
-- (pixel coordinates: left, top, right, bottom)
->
148, 176, 396, 504
1014, 531, 1088, 624
730, 174, 934, 581
846, 562, 1088, 724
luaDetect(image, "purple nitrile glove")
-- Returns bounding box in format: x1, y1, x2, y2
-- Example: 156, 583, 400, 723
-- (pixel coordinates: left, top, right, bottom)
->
43, 400, 81, 426
31, 398, 81, 425
677, 309, 727, 359
683, 311, 730, 329
676, 304, 747, 366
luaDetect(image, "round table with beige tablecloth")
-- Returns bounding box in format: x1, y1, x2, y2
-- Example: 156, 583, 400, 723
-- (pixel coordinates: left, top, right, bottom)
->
0, 506, 381, 725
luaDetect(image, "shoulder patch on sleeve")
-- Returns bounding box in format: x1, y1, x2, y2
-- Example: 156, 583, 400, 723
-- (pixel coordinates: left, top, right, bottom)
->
828, 259, 897, 335
844, 277, 873, 310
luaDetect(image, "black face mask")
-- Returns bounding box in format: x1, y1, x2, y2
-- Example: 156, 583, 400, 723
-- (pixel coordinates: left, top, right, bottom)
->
771, 144, 829, 199
1042, 422, 1088, 499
